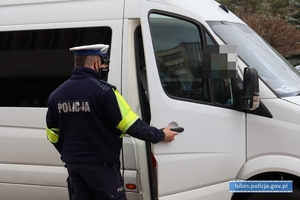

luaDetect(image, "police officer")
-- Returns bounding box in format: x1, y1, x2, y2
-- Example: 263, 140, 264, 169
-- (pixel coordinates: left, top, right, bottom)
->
46, 44, 178, 200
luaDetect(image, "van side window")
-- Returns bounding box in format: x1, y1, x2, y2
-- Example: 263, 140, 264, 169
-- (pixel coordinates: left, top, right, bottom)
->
0, 27, 112, 107
149, 14, 211, 102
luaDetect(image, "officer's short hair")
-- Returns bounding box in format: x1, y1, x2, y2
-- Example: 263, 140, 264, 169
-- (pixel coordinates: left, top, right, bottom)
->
74, 55, 87, 66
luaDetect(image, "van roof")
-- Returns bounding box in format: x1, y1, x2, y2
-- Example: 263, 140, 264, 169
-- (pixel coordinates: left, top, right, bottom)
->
0, 0, 244, 31
146, 0, 244, 23
0, 0, 125, 30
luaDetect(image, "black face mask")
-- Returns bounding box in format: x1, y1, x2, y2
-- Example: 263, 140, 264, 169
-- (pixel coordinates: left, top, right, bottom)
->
98, 67, 109, 81
98, 54, 110, 81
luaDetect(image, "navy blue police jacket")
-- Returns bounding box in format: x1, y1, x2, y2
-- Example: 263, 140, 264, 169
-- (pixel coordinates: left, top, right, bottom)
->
46, 66, 165, 163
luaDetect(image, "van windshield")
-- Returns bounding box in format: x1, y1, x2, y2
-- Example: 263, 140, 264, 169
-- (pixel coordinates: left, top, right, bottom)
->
208, 21, 300, 97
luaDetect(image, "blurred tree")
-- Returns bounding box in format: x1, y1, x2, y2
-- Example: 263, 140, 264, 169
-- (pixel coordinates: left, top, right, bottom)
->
243, 14, 300, 63
216, 0, 300, 65
286, 0, 300, 29
266, 0, 289, 17
235, 0, 263, 19
217, 0, 262, 15
238, 0, 262, 13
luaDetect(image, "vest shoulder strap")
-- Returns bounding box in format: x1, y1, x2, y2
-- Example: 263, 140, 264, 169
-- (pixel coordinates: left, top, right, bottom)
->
88, 77, 116, 91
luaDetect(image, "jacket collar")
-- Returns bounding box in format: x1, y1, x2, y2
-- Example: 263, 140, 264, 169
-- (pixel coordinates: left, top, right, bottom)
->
71, 66, 100, 79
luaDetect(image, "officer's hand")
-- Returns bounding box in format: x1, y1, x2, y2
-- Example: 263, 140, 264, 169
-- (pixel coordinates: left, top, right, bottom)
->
162, 126, 178, 142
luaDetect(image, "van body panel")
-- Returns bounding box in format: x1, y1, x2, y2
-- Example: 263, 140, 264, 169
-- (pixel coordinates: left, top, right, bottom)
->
0, 126, 61, 166
122, 19, 141, 109
282, 96, 300, 105
0, 108, 46, 128
159, 182, 231, 200
0, 164, 67, 187
0, 0, 75, 6
237, 155, 300, 180
0, 183, 68, 200
122, 136, 138, 170
106, 20, 124, 90
247, 98, 300, 160
124, 0, 142, 18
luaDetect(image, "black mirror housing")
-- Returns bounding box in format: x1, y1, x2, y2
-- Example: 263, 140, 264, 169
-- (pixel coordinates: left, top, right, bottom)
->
242, 67, 259, 110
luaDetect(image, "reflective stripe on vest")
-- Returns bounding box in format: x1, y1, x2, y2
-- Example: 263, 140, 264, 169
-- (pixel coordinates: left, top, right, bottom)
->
113, 89, 139, 138
46, 127, 60, 144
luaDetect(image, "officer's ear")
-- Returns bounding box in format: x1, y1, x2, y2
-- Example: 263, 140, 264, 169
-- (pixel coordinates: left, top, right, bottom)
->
91, 57, 100, 71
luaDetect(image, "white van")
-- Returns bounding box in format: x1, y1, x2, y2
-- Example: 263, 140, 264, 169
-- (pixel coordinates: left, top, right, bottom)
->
1, 0, 300, 199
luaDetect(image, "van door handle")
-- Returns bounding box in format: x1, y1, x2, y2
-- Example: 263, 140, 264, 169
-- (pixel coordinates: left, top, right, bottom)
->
170, 127, 184, 133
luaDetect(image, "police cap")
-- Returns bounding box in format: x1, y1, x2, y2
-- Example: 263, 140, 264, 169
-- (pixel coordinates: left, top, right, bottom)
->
70, 44, 110, 63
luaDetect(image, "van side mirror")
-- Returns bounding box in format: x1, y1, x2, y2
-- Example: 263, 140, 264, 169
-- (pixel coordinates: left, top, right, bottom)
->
242, 67, 259, 110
